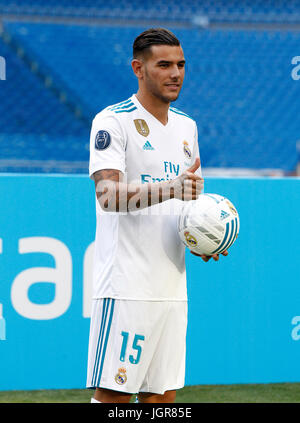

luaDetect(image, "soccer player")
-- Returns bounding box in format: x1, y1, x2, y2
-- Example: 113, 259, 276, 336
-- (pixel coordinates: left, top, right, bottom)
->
86, 28, 227, 404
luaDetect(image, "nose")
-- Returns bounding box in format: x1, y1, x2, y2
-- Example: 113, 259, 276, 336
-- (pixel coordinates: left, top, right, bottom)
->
170, 64, 181, 79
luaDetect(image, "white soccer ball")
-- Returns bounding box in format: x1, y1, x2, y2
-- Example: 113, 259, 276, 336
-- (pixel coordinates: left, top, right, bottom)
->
178, 193, 240, 256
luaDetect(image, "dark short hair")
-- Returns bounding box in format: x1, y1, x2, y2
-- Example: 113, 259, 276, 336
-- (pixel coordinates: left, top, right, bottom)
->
133, 28, 180, 59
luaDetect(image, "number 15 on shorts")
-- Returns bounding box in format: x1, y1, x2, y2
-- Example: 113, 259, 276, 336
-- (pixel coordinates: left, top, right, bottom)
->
120, 331, 145, 365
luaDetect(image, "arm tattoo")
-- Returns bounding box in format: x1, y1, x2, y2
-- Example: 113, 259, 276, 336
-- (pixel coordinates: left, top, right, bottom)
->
93, 169, 121, 199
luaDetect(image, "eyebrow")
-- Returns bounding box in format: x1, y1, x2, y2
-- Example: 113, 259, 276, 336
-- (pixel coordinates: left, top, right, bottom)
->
157, 59, 186, 65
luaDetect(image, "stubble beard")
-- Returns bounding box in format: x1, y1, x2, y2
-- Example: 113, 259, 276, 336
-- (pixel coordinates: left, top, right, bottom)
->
144, 68, 181, 104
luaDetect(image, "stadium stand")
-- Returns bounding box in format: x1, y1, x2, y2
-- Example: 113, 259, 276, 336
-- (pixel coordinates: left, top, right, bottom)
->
1, 0, 300, 24
0, 1, 300, 174
0, 33, 89, 172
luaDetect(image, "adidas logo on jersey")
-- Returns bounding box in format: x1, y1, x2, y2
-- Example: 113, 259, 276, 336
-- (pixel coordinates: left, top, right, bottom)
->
143, 141, 155, 150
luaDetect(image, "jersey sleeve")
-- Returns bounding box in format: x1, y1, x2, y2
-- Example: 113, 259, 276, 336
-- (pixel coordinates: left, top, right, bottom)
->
192, 122, 202, 178
89, 113, 126, 179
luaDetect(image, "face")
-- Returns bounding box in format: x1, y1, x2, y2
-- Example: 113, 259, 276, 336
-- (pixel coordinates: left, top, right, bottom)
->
136, 44, 185, 103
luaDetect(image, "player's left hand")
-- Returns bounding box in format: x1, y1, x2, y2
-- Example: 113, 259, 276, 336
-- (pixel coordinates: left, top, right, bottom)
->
190, 250, 229, 262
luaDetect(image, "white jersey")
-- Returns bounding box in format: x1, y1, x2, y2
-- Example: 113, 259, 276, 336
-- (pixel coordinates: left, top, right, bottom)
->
89, 94, 201, 301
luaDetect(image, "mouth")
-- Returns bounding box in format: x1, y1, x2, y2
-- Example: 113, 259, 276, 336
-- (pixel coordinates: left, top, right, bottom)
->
165, 83, 180, 90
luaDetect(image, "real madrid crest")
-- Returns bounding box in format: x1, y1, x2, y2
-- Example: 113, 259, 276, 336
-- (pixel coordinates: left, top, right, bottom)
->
134, 119, 150, 137
183, 141, 192, 159
184, 231, 197, 247
226, 200, 237, 216
115, 367, 127, 385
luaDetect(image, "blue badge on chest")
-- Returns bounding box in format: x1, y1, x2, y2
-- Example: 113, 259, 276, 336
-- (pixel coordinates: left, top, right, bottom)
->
95, 130, 111, 150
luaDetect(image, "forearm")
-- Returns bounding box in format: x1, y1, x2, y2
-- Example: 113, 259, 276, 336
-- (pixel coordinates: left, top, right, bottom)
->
93, 163, 203, 213
97, 180, 174, 212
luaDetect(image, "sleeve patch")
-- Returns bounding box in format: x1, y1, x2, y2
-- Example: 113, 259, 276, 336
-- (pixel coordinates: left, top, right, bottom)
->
95, 130, 111, 150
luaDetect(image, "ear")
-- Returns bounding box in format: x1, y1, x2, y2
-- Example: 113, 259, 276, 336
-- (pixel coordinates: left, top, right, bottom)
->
131, 58, 144, 80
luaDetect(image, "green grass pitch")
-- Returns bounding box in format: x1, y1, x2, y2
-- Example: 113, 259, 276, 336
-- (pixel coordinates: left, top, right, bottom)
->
0, 383, 299, 403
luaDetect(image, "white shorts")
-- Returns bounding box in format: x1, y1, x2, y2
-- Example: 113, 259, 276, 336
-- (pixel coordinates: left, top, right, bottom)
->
86, 298, 187, 395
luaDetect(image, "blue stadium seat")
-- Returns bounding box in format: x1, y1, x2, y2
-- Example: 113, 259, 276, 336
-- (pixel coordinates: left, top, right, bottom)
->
1, 21, 299, 172
1, 0, 300, 23
0, 36, 89, 172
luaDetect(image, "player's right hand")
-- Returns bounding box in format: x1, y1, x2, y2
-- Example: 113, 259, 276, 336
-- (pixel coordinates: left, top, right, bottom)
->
169, 157, 204, 201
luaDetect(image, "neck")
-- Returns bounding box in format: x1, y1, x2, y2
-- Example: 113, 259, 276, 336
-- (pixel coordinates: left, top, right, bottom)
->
135, 89, 169, 126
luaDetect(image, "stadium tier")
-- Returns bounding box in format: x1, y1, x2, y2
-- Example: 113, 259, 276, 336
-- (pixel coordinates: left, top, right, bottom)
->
1, 20, 299, 173
0, 31, 89, 172
1, 0, 300, 23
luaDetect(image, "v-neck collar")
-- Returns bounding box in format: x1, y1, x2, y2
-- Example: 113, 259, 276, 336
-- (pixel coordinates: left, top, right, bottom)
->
132, 94, 171, 130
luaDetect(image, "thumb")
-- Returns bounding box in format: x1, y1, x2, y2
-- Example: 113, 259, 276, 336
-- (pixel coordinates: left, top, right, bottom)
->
187, 157, 200, 173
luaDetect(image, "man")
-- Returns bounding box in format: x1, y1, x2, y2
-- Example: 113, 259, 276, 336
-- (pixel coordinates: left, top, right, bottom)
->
86, 27, 227, 404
